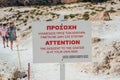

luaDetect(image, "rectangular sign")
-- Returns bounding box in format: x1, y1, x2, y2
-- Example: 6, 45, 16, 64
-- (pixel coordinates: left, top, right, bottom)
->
32, 21, 91, 63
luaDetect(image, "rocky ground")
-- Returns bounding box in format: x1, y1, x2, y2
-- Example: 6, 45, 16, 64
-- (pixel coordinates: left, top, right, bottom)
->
0, 0, 120, 80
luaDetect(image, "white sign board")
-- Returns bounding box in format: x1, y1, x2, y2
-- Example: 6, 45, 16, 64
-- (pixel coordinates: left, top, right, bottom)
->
32, 21, 91, 63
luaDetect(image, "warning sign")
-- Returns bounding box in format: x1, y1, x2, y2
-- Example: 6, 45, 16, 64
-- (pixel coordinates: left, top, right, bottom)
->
32, 21, 91, 63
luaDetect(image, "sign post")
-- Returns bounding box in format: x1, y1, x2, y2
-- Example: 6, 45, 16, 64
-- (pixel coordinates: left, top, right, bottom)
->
59, 15, 65, 80
60, 62, 65, 80
32, 16, 92, 80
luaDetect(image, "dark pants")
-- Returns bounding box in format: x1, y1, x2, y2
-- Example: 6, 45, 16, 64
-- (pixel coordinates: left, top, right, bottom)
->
2, 36, 8, 42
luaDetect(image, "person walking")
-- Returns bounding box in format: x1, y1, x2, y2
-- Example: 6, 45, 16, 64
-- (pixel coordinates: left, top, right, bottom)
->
0, 23, 9, 48
7, 22, 17, 50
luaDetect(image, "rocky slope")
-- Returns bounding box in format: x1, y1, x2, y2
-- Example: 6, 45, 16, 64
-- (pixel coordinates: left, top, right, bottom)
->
0, 1, 120, 79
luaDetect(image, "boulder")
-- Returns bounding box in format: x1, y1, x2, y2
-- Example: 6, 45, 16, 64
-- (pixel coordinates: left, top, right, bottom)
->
91, 11, 111, 21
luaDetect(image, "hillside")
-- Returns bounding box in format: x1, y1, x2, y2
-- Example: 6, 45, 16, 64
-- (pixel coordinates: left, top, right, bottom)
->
0, 0, 120, 80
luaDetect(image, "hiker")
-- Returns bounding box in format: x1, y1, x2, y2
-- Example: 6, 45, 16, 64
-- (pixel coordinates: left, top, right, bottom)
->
0, 23, 9, 48
7, 22, 17, 50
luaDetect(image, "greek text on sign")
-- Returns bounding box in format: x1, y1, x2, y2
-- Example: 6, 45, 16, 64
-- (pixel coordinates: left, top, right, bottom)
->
32, 21, 91, 63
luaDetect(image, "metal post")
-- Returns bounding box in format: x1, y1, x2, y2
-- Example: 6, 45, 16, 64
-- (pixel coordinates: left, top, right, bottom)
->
28, 63, 30, 80
60, 62, 65, 80
60, 15, 65, 80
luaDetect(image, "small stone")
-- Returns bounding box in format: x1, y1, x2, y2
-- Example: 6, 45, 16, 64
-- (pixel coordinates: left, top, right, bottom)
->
92, 37, 101, 43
